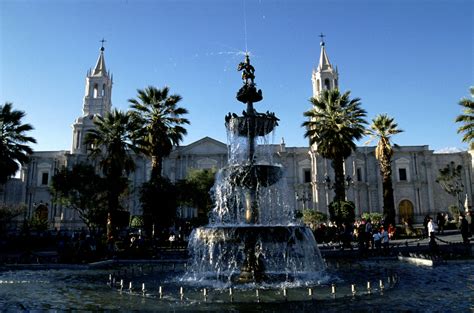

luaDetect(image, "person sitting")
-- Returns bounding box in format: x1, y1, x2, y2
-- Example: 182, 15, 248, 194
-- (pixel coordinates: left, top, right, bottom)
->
388, 224, 396, 239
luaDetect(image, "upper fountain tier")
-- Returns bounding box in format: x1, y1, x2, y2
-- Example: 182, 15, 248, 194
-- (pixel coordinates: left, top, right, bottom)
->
225, 111, 279, 137
229, 54, 279, 137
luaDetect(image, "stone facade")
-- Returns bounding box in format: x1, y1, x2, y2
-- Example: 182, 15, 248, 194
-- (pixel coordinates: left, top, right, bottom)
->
1, 44, 472, 230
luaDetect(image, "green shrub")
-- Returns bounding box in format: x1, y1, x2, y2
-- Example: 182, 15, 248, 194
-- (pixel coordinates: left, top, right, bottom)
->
449, 205, 460, 222
328, 200, 355, 226
302, 209, 327, 230
130, 215, 144, 228
361, 212, 383, 225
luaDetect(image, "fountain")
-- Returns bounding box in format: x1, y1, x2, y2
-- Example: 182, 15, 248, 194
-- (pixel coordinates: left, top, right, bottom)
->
184, 55, 325, 284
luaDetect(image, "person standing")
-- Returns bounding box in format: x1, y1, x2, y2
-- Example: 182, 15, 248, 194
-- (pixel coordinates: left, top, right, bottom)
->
373, 229, 382, 255
381, 227, 390, 256
423, 214, 430, 238
357, 220, 367, 256
459, 214, 470, 244
465, 211, 472, 237
427, 217, 436, 243
365, 219, 373, 249
436, 212, 445, 235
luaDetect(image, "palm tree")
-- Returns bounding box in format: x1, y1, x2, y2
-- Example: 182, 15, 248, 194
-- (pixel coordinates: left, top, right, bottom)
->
455, 87, 474, 149
129, 86, 190, 181
302, 89, 367, 202
84, 109, 141, 237
365, 114, 403, 226
0, 102, 37, 184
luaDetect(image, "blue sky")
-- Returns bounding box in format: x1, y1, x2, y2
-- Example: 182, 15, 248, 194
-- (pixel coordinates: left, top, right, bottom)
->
1, 0, 473, 152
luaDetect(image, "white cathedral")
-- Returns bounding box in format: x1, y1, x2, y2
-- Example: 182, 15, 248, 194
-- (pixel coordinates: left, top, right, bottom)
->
2, 42, 473, 230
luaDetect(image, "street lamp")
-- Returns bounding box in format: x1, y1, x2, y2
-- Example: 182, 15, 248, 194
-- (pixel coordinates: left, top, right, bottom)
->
295, 190, 312, 212
320, 175, 353, 190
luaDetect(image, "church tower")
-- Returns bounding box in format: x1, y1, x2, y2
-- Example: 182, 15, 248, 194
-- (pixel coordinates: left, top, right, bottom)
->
309, 36, 340, 212
311, 36, 338, 98
71, 45, 113, 154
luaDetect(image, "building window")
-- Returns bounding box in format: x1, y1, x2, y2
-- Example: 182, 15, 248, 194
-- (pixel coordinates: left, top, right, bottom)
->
93, 84, 98, 98
324, 78, 331, 90
102, 84, 106, 97
75, 130, 81, 149
398, 168, 407, 181
316, 79, 320, 92
303, 169, 311, 183
41, 172, 49, 185
356, 168, 363, 181
335, 79, 338, 88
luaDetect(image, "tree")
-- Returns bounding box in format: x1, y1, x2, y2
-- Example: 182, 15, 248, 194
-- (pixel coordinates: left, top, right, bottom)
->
365, 114, 403, 226
436, 161, 464, 209
302, 89, 367, 201
328, 200, 356, 227
176, 168, 216, 223
51, 163, 107, 232
0, 203, 25, 235
0, 102, 37, 184
140, 176, 177, 234
455, 87, 474, 149
302, 209, 327, 231
129, 86, 190, 181
84, 109, 141, 237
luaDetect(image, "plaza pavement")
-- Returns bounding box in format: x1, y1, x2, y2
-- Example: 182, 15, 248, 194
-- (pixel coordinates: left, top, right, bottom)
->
318, 229, 473, 259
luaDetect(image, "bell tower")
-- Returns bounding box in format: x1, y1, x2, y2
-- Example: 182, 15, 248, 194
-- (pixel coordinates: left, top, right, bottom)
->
309, 34, 340, 212
71, 43, 113, 154
311, 34, 338, 98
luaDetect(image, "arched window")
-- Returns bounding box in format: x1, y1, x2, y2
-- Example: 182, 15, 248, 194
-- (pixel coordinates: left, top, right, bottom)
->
102, 84, 106, 97
334, 79, 338, 88
324, 78, 331, 90
316, 79, 320, 92
93, 84, 98, 98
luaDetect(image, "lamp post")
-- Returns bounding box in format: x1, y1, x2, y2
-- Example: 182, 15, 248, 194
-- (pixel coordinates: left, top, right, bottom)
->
295, 190, 312, 211
320, 175, 353, 190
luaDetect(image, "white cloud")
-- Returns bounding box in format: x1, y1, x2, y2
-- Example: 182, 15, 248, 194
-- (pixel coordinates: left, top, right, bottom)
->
434, 147, 465, 154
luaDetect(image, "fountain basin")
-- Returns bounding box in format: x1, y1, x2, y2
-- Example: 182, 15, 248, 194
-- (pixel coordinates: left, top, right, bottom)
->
222, 164, 283, 188
226, 115, 278, 137
185, 225, 325, 283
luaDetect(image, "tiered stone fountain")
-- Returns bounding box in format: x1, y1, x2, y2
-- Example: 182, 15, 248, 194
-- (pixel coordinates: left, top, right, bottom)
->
185, 55, 325, 284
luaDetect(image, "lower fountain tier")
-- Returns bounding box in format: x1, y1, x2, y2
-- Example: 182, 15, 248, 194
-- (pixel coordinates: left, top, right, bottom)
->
186, 225, 326, 280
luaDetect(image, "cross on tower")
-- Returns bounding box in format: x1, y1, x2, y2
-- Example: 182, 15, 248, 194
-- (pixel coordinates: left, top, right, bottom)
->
319, 33, 326, 46
100, 38, 106, 50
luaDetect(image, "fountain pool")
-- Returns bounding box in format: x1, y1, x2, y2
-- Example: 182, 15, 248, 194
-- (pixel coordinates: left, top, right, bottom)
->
0, 261, 471, 311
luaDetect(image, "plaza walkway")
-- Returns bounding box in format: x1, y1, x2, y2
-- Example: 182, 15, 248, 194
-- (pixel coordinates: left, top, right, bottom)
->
319, 229, 473, 259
